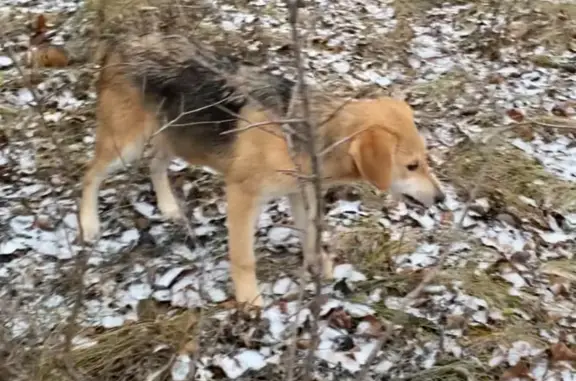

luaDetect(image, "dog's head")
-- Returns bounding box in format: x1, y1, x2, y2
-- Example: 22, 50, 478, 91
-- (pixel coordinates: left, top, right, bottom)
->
348, 97, 445, 208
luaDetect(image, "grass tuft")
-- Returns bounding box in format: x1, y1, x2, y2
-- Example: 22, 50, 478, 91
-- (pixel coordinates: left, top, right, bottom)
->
442, 140, 576, 214
37, 309, 199, 381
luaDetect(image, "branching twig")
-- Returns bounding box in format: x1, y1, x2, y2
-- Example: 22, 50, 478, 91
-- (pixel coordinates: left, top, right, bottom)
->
283, 2, 326, 381
529, 118, 576, 130
318, 125, 372, 157
3, 46, 93, 378
221, 118, 305, 136
152, 94, 243, 136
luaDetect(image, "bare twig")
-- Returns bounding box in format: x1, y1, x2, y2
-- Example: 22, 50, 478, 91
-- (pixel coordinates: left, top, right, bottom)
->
220, 118, 305, 135
152, 94, 243, 136
318, 125, 372, 157
282, 2, 327, 381
3, 46, 93, 378
529, 118, 576, 130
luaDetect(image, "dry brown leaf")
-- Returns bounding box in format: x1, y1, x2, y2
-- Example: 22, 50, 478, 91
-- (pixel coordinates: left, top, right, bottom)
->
510, 251, 531, 264
308, 294, 330, 315
296, 339, 312, 350
487, 73, 505, 84
549, 282, 570, 297
506, 108, 525, 122
440, 211, 453, 225
278, 299, 289, 315
362, 315, 383, 336
509, 21, 529, 39
217, 299, 238, 310
547, 312, 565, 323
517, 125, 535, 141
550, 342, 576, 362
327, 307, 352, 330
134, 216, 150, 230
500, 360, 533, 380
445, 314, 467, 330
551, 104, 570, 118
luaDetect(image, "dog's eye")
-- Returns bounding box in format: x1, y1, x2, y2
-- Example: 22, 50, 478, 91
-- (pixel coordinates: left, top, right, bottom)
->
407, 162, 419, 171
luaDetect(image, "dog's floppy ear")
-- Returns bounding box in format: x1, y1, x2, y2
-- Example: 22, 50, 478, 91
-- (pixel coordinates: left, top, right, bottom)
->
348, 127, 396, 191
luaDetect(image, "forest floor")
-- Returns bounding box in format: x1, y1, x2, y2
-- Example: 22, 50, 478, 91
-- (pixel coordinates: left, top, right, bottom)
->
2, 0, 576, 380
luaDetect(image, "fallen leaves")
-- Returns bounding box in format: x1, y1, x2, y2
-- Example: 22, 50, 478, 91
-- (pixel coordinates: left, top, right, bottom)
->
357, 315, 384, 337
492, 341, 576, 381
501, 360, 533, 381
326, 307, 353, 331
507, 108, 526, 123
549, 343, 576, 363
2, 0, 576, 380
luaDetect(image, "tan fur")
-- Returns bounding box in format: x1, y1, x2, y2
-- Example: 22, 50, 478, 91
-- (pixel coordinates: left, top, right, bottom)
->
79, 46, 445, 307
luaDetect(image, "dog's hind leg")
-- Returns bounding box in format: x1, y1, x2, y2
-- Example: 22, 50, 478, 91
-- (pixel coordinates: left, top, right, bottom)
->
79, 131, 145, 243
225, 183, 263, 307
149, 148, 184, 221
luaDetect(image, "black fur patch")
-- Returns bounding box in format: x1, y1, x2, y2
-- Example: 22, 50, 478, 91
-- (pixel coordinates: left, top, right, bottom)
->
140, 56, 244, 147
128, 52, 295, 148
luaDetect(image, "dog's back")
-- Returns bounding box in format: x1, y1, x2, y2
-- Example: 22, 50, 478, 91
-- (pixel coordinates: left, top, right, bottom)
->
96, 34, 295, 159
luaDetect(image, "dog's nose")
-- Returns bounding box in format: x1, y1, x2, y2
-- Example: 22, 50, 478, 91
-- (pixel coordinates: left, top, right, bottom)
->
434, 192, 446, 204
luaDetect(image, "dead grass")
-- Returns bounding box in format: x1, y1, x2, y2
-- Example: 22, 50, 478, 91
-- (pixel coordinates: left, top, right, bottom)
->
37, 308, 199, 381
467, 323, 547, 358
442, 139, 576, 215
541, 258, 576, 282
406, 361, 493, 381
440, 267, 523, 311
532, 1, 576, 53
78, 0, 226, 64
409, 71, 468, 96
393, 0, 472, 16
333, 221, 417, 279
369, 0, 472, 70
493, 0, 576, 55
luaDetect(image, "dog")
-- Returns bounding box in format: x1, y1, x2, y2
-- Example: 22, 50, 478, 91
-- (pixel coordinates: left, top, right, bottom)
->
79, 33, 445, 307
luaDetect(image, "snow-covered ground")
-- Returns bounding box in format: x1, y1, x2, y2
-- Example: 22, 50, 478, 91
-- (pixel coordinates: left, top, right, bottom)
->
1, 0, 576, 379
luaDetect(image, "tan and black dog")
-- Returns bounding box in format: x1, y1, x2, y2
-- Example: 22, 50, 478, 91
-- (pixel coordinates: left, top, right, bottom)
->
79, 33, 445, 307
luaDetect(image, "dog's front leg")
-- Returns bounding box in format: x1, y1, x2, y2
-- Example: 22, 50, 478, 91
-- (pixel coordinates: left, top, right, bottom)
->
287, 191, 334, 280
225, 183, 263, 307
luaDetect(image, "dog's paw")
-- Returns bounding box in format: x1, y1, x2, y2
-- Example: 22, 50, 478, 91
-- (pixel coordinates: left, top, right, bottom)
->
158, 199, 185, 221
79, 215, 100, 243
235, 289, 263, 308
